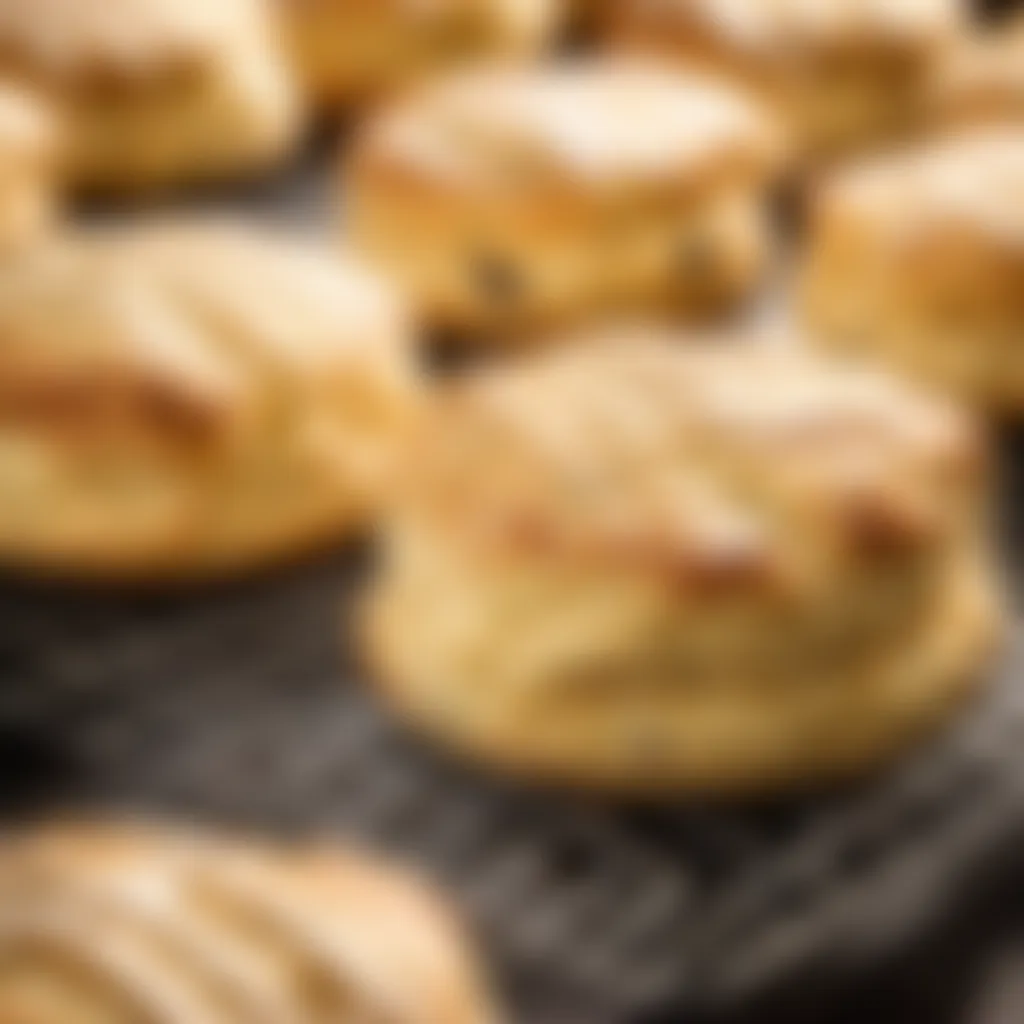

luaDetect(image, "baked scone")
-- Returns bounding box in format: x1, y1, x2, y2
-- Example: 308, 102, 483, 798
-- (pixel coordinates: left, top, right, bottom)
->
281, 0, 561, 109
346, 64, 786, 338
363, 335, 999, 794
801, 128, 1024, 413
930, 18, 1024, 131
597, 0, 964, 161
0, 0, 301, 192
0, 82, 58, 251
0, 821, 495, 1024
0, 221, 419, 580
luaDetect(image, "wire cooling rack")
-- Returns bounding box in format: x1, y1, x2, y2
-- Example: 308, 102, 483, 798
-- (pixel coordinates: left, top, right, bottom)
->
1, 552, 1024, 1022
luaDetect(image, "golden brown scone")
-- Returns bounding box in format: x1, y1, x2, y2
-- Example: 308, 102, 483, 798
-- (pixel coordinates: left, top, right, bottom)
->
930, 17, 1024, 131
345, 63, 787, 339
0, 0, 301, 192
0, 821, 496, 1024
801, 127, 1024, 414
363, 334, 1000, 795
0, 82, 58, 251
597, 0, 964, 161
0, 220, 420, 581
280, 0, 561, 109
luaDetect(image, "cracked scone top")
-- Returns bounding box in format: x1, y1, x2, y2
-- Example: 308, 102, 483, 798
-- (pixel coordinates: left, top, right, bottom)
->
364, 335, 1000, 793
802, 128, 1024, 412
346, 63, 786, 337
280, 0, 561, 107
0, 822, 495, 1024
0, 221, 420, 579
598, 0, 964, 158
0, 0, 300, 190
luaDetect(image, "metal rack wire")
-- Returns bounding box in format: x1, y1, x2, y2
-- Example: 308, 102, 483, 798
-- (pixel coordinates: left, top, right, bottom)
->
2, 556, 1023, 1021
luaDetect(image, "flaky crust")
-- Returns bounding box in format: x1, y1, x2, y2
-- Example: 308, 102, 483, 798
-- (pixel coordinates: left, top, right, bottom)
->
0, 0, 301, 191
346, 63, 786, 336
929, 17, 1024, 131
0, 221, 420, 580
281, 0, 561, 107
0, 822, 496, 1024
598, 0, 964, 159
363, 335, 1000, 794
801, 127, 1024, 413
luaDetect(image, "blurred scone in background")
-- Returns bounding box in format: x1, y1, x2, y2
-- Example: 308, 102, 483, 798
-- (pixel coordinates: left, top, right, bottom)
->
0, 0, 302, 192
0, 820, 497, 1024
594, 0, 965, 161
346, 62, 787, 340
281, 0, 562, 109
0, 221, 421, 580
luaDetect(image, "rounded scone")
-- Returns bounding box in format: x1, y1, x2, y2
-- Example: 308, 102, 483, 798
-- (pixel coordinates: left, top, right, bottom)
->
597, 0, 964, 160
345, 64, 786, 338
281, 0, 561, 109
929, 17, 1024, 131
0, 221, 420, 580
0, 821, 496, 1024
0, 82, 58, 250
0, 0, 301, 192
801, 127, 1024, 413
363, 335, 1000, 795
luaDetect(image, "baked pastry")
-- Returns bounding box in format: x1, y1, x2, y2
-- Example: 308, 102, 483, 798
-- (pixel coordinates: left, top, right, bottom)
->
0, 82, 58, 251
281, 0, 561, 109
0, 0, 301, 192
345, 64, 786, 338
801, 127, 1024, 413
0, 821, 495, 1024
930, 18, 1024, 131
0, 220, 419, 580
597, 0, 964, 160
363, 334, 999, 794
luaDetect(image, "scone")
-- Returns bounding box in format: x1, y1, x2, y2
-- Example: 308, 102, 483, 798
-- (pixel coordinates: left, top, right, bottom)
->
597, 0, 964, 161
801, 128, 1024, 413
0, 0, 301, 192
0, 221, 419, 580
345, 64, 786, 338
363, 335, 999, 794
0, 821, 495, 1024
0, 82, 58, 251
930, 18, 1024, 131
281, 0, 561, 109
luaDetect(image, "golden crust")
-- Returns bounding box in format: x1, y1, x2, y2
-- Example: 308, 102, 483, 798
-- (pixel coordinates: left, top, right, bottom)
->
0, 81, 58, 250
395, 336, 982, 575
598, 0, 964, 159
362, 334, 999, 794
929, 17, 1024, 131
0, 822, 496, 1024
0, 220, 420, 580
346, 63, 786, 336
801, 127, 1024, 412
281, 0, 561, 107
0, 0, 301, 191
